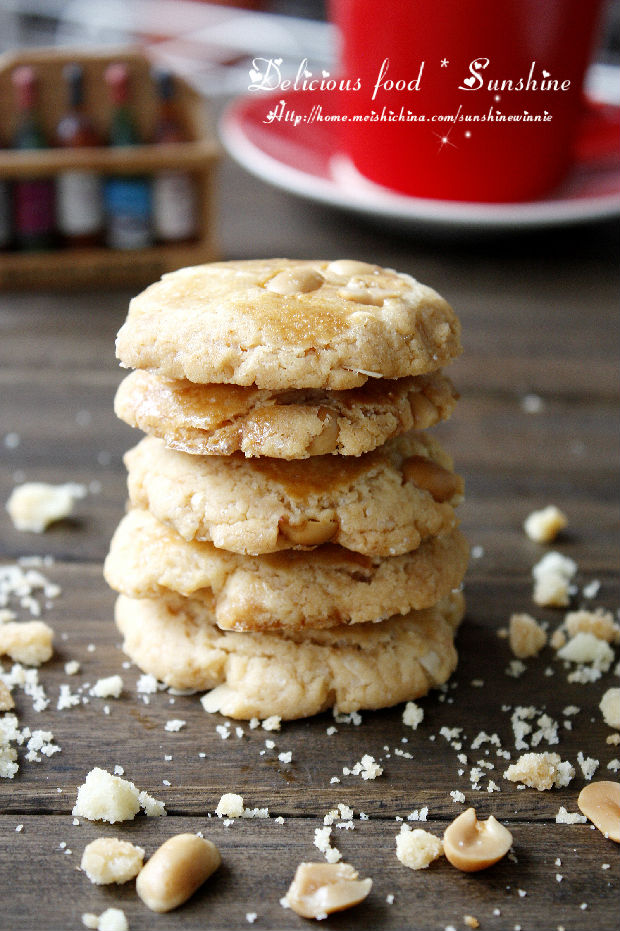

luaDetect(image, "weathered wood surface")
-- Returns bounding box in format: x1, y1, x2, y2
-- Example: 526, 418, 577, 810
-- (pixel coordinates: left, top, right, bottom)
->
0, 149, 618, 930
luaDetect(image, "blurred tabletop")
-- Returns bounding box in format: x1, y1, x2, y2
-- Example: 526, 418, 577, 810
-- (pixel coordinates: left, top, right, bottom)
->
1, 127, 619, 930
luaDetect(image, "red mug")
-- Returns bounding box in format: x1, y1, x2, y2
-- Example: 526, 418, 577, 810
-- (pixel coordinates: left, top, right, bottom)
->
330, 0, 606, 202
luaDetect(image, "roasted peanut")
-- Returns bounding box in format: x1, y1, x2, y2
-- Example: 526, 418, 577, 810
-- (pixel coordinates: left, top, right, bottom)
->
577, 781, 620, 842
326, 259, 379, 278
409, 391, 440, 428
306, 411, 339, 456
279, 513, 339, 546
443, 808, 513, 872
266, 268, 323, 295
402, 455, 463, 502
136, 833, 221, 912
285, 862, 372, 919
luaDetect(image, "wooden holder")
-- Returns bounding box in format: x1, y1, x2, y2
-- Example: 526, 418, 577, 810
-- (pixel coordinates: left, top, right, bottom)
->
0, 46, 220, 289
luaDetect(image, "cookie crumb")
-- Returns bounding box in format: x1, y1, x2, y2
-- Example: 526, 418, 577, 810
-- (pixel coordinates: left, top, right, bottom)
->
6, 482, 86, 533
555, 806, 587, 824
577, 752, 599, 781
136, 674, 159, 694
164, 718, 186, 732
523, 505, 567, 543
216, 793, 244, 819
342, 754, 383, 780
73, 768, 165, 822
81, 908, 128, 931
314, 825, 341, 863
521, 394, 544, 413
509, 613, 547, 658
402, 701, 424, 729
503, 752, 575, 790
532, 552, 577, 608
0, 680, 14, 711
0, 620, 53, 666
81, 837, 144, 885
557, 633, 613, 671
565, 609, 619, 644
90, 676, 123, 699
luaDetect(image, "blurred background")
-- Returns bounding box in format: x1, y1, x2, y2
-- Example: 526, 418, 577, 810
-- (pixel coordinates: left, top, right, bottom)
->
1, 0, 618, 98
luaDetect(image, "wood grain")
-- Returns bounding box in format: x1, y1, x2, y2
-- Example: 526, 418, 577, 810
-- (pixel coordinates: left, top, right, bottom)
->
0, 143, 618, 930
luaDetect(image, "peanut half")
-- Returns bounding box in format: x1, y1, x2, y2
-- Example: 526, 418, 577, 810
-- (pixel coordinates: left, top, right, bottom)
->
136, 833, 221, 913
402, 456, 463, 503
266, 268, 324, 295
325, 259, 380, 278
443, 808, 513, 872
279, 513, 339, 547
577, 781, 620, 842
285, 862, 372, 919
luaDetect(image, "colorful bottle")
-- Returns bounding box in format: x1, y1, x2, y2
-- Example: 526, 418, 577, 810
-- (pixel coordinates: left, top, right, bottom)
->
11, 66, 55, 251
152, 69, 197, 243
55, 63, 103, 246
103, 63, 152, 250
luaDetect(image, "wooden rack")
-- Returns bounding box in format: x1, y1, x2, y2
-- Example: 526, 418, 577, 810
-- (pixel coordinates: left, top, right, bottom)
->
0, 46, 220, 289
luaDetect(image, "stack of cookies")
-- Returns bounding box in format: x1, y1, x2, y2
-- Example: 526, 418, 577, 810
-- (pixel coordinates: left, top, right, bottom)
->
104, 259, 468, 720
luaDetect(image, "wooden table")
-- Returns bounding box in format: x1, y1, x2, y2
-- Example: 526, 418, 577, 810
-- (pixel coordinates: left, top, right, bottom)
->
1, 151, 618, 930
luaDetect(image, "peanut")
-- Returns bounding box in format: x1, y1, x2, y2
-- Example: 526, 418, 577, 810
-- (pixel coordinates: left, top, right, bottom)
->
285, 862, 372, 919
402, 455, 463, 503
279, 513, 339, 546
136, 833, 221, 912
443, 807, 513, 872
577, 781, 620, 842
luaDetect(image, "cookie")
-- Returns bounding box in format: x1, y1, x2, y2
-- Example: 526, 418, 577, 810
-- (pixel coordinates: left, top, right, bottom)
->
115, 259, 462, 390
114, 369, 458, 459
104, 509, 469, 631
115, 590, 465, 719
124, 432, 463, 556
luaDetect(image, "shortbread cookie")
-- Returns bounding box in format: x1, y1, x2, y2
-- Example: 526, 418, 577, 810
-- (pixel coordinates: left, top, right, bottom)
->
104, 509, 469, 631
124, 432, 463, 556
115, 590, 465, 719
115, 259, 462, 390
114, 369, 458, 459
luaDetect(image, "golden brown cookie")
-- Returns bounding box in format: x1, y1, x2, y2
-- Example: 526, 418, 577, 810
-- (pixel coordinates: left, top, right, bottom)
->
104, 509, 469, 631
123, 432, 463, 557
114, 369, 458, 459
115, 259, 462, 390
115, 590, 465, 719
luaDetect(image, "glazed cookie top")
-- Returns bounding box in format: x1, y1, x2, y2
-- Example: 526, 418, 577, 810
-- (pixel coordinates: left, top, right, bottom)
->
116, 259, 462, 390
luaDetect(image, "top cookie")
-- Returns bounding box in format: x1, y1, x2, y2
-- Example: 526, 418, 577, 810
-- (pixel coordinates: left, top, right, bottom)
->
116, 259, 462, 390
